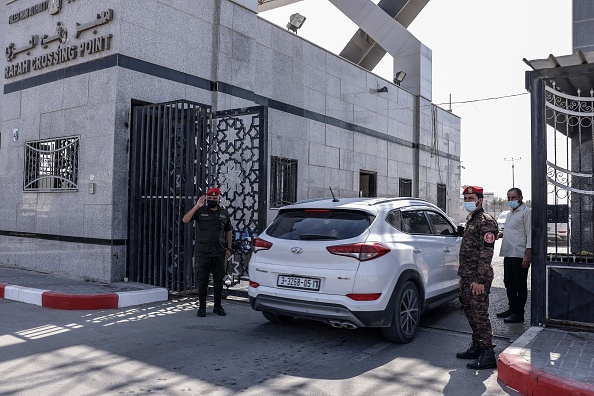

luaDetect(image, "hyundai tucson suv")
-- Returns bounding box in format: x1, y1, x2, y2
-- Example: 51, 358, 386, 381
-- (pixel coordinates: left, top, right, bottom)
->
248, 197, 462, 343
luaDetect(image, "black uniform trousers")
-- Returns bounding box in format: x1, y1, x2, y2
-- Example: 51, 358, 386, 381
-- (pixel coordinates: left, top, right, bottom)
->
197, 255, 225, 308
503, 256, 529, 316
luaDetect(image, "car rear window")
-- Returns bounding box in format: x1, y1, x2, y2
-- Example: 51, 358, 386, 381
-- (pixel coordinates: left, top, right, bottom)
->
265, 209, 374, 240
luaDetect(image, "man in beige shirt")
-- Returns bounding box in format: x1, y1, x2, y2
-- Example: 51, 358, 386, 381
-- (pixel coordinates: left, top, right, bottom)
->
497, 187, 532, 324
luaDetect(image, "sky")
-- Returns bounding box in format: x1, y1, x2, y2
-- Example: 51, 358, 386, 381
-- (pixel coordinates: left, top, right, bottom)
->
259, 0, 573, 201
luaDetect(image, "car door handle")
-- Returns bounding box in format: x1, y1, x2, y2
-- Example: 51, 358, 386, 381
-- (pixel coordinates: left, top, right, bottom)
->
413, 248, 421, 254
443, 248, 451, 253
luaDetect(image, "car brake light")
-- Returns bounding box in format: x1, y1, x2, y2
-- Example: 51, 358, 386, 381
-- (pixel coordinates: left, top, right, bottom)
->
304, 209, 330, 212
347, 293, 382, 301
249, 280, 260, 288
252, 237, 273, 252
326, 242, 390, 261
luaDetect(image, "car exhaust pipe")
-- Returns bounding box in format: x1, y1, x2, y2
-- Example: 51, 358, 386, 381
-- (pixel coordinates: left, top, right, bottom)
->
328, 320, 358, 329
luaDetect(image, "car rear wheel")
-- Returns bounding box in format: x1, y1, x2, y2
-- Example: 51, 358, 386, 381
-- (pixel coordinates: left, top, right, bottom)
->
381, 281, 420, 343
262, 311, 294, 324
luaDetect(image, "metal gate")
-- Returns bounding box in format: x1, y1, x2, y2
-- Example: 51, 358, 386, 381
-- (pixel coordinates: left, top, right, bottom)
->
212, 107, 268, 287
128, 100, 267, 293
527, 59, 594, 328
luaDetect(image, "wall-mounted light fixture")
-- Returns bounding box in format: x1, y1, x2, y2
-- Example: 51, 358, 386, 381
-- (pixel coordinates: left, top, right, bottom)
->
377, 86, 388, 93
286, 13, 306, 34
394, 71, 406, 86
12, 128, 19, 141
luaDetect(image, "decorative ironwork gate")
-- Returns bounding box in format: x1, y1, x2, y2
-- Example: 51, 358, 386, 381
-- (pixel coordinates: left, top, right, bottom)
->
529, 66, 594, 328
128, 101, 267, 293
212, 107, 268, 287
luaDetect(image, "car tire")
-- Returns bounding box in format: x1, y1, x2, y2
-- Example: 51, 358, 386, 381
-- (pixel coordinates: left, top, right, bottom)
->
381, 281, 420, 343
262, 311, 294, 324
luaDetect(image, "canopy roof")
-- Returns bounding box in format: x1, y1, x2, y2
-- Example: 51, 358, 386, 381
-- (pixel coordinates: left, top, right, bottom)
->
524, 50, 594, 95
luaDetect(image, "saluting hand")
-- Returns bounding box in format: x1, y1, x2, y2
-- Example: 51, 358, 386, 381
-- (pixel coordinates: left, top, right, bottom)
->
194, 195, 206, 209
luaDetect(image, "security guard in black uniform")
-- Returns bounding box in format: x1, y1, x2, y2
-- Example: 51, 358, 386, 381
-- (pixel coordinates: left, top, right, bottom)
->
183, 187, 233, 317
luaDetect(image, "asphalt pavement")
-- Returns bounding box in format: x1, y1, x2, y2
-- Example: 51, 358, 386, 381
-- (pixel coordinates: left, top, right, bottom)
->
1, 240, 593, 395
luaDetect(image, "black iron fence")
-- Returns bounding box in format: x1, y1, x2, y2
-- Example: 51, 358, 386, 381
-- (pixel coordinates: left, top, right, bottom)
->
128, 101, 267, 293
529, 68, 594, 328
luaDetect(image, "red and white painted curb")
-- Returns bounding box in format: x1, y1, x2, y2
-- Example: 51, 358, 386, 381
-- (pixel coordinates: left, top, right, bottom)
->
0, 283, 168, 310
498, 327, 594, 396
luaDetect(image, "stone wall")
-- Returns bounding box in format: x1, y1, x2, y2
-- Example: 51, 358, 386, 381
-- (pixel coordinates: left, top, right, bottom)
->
573, 0, 594, 53
0, 0, 460, 282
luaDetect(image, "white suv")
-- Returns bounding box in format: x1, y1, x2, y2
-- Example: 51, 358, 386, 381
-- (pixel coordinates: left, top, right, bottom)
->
248, 197, 462, 343
497, 210, 509, 232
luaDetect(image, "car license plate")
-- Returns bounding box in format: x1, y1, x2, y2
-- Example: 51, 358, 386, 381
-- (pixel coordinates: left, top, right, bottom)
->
277, 275, 321, 291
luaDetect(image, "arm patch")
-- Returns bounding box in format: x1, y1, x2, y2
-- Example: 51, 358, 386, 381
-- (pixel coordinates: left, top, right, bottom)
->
484, 232, 495, 244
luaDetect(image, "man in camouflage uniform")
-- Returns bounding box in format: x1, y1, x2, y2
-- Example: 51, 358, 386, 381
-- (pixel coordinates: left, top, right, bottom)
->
457, 185, 499, 369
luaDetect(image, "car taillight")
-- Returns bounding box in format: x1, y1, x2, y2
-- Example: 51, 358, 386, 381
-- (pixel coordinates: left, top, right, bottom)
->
347, 293, 382, 301
326, 242, 390, 261
252, 237, 273, 252
249, 280, 260, 288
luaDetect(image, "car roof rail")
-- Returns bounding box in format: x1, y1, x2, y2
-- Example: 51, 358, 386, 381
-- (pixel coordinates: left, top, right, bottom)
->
285, 197, 432, 207
291, 197, 332, 205
368, 197, 429, 206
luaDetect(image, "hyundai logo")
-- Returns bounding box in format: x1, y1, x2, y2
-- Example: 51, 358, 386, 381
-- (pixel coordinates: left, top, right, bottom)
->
291, 247, 303, 254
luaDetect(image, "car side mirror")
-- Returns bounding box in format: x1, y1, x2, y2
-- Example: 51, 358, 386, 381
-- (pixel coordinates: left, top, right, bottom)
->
457, 225, 465, 236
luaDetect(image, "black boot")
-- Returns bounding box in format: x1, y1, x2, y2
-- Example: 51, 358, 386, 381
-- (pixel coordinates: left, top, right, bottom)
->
467, 349, 497, 369
213, 306, 226, 316
456, 342, 483, 359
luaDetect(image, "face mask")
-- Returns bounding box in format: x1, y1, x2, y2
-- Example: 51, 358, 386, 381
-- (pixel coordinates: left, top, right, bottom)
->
207, 200, 218, 208
464, 202, 477, 212
508, 200, 520, 209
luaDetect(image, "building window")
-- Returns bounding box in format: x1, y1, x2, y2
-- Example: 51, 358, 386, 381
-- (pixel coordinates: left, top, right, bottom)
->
359, 170, 377, 197
271, 156, 297, 207
399, 178, 412, 197
24, 136, 80, 191
437, 183, 446, 211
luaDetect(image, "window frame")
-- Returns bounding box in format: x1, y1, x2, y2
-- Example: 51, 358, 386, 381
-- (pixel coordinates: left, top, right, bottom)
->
386, 208, 457, 236
399, 178, 412, 197
23, 135, 80, 192
425, 210, 457, 236
270, 156, 298, 208
437, 183, 447, 211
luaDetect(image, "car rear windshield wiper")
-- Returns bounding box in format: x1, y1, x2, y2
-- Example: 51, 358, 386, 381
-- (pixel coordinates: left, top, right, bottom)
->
299, 234, 339, 240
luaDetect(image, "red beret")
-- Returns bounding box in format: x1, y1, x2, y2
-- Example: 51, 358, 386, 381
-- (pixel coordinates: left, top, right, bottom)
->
206, 187, 220, 196
462, 186, 483, 195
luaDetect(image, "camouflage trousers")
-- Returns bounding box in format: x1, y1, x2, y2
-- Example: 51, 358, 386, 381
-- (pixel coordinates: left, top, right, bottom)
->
460, 277, 493, 349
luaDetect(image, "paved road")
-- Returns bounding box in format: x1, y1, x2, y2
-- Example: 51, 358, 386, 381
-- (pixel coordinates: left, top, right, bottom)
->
1, 240, 525, 395
423, 239, 531, 343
